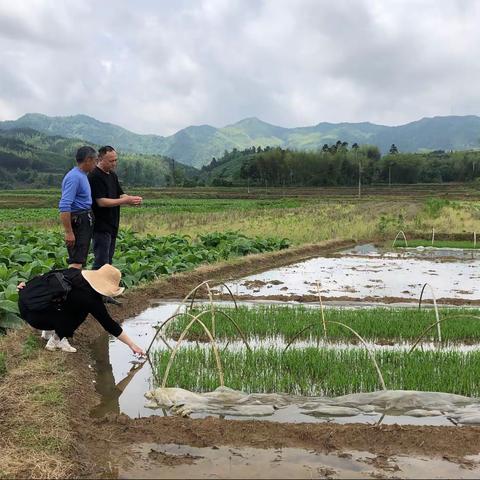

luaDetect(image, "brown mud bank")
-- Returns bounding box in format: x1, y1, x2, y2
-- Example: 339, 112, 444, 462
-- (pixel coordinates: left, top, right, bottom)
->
93, 415, 480, 463
213, 293, 480, 306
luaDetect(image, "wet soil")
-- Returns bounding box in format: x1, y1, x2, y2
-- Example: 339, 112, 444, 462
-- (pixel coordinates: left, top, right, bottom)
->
115, 239, 355, 318
213, 293, 480, 306
92, 414, 480, 457
118, 443, 480, 479
59, 239, 480, 477
89, 415, 480, 476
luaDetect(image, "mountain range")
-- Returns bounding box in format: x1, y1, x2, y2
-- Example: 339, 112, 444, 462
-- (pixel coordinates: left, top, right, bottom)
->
0, 127, 196, 189
1, 113, 480, 168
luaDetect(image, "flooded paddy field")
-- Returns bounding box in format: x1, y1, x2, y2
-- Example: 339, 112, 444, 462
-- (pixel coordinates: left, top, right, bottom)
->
93, 302, 480, 427
213, 243, 480, 304
88, 243, 480, 477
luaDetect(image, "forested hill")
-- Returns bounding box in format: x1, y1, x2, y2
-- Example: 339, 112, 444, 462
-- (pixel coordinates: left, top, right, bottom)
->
0, 128, 197, 189
1, 113, 480, 168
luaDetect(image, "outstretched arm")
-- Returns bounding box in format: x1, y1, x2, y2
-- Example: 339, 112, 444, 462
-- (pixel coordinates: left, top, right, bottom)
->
96, 195, 143, 207
88, 295, 145, 355
117, 331, 145, 356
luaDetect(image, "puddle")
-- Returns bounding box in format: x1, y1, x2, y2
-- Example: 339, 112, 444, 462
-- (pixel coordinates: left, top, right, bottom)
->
116, 443, 480, 479
91, 302, 480, 426
215, 247, 480, 301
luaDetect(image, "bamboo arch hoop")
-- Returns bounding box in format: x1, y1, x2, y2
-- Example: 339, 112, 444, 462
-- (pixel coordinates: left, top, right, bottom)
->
392, 231, 408, 248
418, 283, 441, 342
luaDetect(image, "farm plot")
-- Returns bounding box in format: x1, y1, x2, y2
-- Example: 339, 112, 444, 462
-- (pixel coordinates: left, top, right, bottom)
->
152, 305, 480, 396
97, 300, 480, 425
93, 243, 480, 425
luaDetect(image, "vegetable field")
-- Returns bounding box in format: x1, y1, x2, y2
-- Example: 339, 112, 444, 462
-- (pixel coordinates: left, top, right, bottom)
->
0, 228, 288, 331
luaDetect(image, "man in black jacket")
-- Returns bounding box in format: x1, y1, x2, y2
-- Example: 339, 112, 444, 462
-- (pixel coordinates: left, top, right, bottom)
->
88, 146, 143, 269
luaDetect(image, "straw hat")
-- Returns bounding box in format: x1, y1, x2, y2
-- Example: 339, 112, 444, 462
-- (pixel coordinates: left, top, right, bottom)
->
81, 264, 125, 297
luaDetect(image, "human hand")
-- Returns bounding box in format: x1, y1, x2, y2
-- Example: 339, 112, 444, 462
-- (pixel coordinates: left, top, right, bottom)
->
17, 282, 26, 291
65, 232, 75, 247
129, 195, 143, 206
130, 343, 145, 356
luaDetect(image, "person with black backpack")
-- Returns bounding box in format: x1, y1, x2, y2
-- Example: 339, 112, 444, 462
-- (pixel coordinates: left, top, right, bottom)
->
18, 264, 144, 355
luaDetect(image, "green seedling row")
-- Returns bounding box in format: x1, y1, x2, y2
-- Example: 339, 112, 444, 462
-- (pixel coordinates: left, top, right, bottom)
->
151, 346, 480, 397
167, 306, 480, 343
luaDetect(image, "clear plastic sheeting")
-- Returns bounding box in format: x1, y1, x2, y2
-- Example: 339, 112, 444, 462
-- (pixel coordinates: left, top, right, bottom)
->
144, 387, 480, 424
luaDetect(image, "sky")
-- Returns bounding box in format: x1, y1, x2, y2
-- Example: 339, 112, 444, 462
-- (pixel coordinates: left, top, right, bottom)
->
1, 0, 479, 136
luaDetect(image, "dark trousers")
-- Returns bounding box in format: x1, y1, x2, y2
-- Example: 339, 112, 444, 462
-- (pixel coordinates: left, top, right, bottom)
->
19, 300, 86, 339
67, 210, 94, 266
92, 231, 118, 270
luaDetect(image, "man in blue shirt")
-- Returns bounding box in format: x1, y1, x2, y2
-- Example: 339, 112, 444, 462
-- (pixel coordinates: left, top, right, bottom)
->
59, 146, 98, 269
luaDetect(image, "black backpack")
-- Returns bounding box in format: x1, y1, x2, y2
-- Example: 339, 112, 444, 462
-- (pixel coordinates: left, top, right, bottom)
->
19, 269, 80, 312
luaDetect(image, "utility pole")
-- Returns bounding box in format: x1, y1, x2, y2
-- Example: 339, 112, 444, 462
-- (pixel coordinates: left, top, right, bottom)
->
358, 153, 361, 198
171, 158, 175, 187
352, 143, 360, 198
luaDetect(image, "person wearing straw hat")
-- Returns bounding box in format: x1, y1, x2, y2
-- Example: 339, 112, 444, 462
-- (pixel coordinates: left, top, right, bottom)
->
18, 265, 144, 355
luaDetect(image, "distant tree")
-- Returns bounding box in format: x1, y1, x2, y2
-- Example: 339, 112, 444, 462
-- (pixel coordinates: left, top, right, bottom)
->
389, 144, 399, 155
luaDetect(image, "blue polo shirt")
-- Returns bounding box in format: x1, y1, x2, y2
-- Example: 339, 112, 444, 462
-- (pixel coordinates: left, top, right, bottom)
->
59, 167, 92, 213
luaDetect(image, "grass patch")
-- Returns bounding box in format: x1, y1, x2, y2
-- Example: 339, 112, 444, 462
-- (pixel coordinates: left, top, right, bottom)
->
0, 329, 75, 478
22, 333, 41, 359
167, 306, 480, 343
0, 351, 6, 377
15, 425, 66, 454
29, 381, 65, 407
152, 347, 480, 397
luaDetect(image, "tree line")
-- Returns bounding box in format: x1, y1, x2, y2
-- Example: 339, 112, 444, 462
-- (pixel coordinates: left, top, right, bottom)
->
204, 142, 480, 186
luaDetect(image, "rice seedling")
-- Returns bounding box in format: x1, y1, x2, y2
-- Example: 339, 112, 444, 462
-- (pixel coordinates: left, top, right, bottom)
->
160, 310, 224, 388
166, 305, 480, 344
151, 346, 480, 397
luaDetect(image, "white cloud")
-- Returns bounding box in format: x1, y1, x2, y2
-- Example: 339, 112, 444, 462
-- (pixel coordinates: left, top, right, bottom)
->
0, 0, 479, 134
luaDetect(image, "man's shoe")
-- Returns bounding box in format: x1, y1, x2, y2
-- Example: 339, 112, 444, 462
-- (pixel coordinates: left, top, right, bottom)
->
45, 333, 60, 351
41, 330, 54, 340
57, 337, 77, 353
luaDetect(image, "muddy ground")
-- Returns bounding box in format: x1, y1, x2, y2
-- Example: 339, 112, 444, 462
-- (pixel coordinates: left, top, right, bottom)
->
4, 238, 480, 478
213, 293, 480, 305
